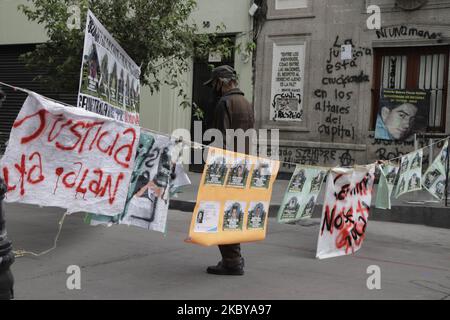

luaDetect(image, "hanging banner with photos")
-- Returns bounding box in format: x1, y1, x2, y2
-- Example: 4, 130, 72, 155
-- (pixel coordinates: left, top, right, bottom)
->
375, 163, 399, 210
394, 150, 423, 198
423, 140, 449, 200
86, 132, 190, 233
0, 92, 139, 216
187, 148, 280, 246
270, 43, 305, 121
277, 165, 328, 223
78, 10, 141, 125
316, 165, 376, 260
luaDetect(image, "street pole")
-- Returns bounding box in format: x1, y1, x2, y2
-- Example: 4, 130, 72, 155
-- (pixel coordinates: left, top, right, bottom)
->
0, 88, 14, 300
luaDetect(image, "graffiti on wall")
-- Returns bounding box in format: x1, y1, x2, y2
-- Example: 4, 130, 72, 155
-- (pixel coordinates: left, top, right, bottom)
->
313, 36, 372, 142
267, 146, 356, 172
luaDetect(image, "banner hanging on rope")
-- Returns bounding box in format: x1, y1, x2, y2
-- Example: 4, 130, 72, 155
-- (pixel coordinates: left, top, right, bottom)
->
395, 149, 423, 198
423, 140, 449, 200
0, 92, 139, 216
277, 165, 328, 223
375, 163, 399, 210
78, 10, 141, 125
316, 165, 375, 260
186, 148, 280, 246
86, 131, 191, 232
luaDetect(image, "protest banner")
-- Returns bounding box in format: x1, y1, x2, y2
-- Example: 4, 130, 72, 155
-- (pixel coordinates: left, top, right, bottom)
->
187, 148, 280, 246
375, 163, 399, 209
278, 165, 328, 223
423, 140, 449, 200
316, 165, 375, 259
78, 10, 141, 125
86, 131, 190, 232
0, 92, 139, 216
374, 89, 430, 141
394, 149, 423, 198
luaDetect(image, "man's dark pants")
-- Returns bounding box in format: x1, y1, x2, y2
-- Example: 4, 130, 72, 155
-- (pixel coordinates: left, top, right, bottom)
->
218, 243, 242, 269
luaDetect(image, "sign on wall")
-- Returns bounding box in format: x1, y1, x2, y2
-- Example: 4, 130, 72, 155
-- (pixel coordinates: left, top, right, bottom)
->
374, 89, 430, 141
270, 43, 305, 121
78, 10, 141, 125
0, 92, 139, 216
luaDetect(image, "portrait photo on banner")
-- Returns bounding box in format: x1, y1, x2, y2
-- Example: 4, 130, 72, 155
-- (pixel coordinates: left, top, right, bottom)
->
375, 89, 430, 141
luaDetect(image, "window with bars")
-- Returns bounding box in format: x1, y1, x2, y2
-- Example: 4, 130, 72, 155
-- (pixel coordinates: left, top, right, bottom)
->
372, 46, 449, 131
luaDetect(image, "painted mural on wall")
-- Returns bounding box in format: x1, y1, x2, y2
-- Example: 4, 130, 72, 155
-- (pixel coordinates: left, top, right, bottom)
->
270, 43, 305, 121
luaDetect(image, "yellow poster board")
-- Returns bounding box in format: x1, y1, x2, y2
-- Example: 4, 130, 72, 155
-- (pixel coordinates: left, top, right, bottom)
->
186, 148, 280, 246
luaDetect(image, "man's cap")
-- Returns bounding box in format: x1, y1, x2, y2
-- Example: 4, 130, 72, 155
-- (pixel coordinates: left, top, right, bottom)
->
203, 65, 236, 86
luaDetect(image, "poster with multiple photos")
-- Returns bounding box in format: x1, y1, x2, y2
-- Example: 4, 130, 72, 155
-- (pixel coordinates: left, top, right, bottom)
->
187, 148, 279, 246
278, 165, 328, 223
423, 140, 449, 200
395, 149, 423, 198
78, 10, 140, 125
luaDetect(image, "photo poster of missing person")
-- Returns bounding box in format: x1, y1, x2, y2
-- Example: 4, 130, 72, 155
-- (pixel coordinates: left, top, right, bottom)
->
423, 140, 449, 200
277, 165, 328, 223
78, 10, 141, 125
374, 89, 430, 141
86, 131, 190, 233
375, 163, 400, 210
186, 147, 280, 246
394, 149, 423, 198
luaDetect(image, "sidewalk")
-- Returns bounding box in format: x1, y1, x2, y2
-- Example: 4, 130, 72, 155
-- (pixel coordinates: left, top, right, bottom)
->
170, 171, 450, 229
6, 203, 450, 299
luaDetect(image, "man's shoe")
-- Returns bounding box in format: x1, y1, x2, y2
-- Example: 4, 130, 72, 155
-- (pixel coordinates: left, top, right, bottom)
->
206, 261, 244, 276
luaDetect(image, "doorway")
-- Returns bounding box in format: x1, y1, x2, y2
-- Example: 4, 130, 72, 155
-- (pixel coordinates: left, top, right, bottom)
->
189, 35, 235, 172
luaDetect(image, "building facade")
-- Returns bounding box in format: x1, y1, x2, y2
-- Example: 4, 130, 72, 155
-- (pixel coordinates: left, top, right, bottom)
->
0, 0, 254, 154
255, 0, 450, 172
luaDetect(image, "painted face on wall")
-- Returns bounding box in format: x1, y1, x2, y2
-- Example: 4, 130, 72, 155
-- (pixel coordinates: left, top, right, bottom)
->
381, 103, 418, 140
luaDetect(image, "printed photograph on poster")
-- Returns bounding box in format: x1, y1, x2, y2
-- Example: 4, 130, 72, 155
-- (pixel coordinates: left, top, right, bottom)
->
278, 166, 327, 222
289, 168, 307, 192
247, 202, 268, 230
250, 160, 273, 189
193, 201, 220, 233
395, 150, 423, 198
78, 10, 141, 125
375, 89, 430, 141
423, 140, 448, 200
204, 152, 228, 186
226, 157, 251, 188
375, 163, 399, 210
223, 201, 246, 231
270, 43, 305, 122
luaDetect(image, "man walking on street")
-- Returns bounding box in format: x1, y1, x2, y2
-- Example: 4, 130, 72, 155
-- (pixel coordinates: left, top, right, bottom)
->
203, 65, 255, 276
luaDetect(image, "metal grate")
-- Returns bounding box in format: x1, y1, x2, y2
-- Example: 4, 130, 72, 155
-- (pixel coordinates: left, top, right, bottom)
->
419, 53, 446, 129
381, 55, 407, 89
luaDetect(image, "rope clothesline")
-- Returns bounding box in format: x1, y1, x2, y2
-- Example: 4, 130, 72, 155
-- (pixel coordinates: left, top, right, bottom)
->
1, 80, 448, 168
1, 80, 448, 258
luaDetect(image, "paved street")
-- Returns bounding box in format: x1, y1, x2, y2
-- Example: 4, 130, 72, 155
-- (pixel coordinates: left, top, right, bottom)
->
5, 203, 450, 300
